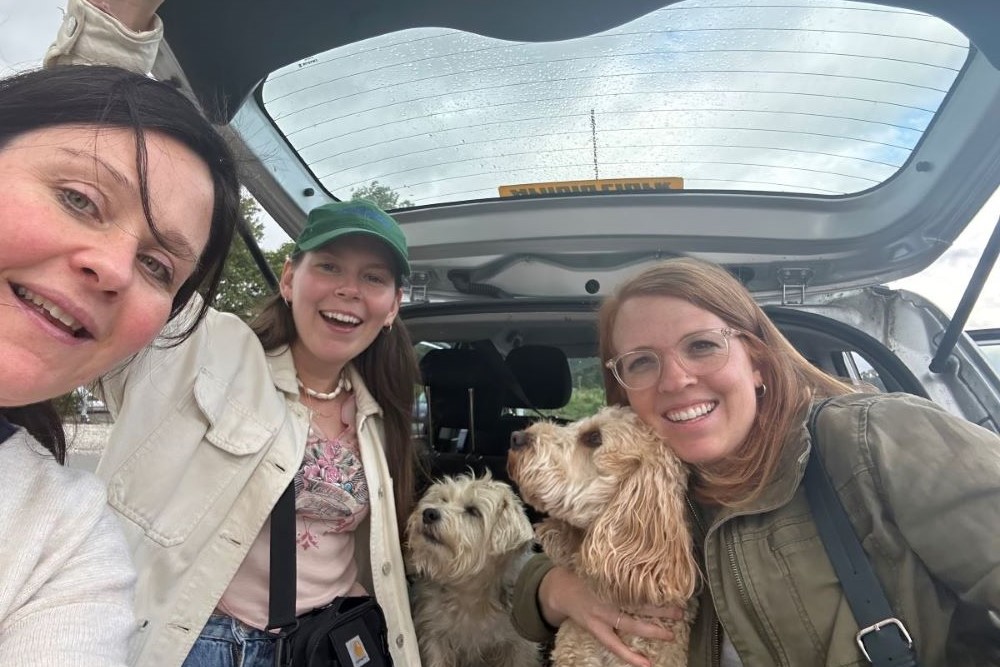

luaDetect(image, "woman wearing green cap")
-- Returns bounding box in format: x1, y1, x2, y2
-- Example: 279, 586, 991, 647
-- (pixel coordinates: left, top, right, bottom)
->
93, 197, 423, 667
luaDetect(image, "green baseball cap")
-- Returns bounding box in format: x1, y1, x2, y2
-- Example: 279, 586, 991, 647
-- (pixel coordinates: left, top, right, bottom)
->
293, 200, 410, 277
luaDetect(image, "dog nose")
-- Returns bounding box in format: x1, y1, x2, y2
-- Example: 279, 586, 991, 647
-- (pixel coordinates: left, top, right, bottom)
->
422, 508, 441, 525
510, 430, 532, 450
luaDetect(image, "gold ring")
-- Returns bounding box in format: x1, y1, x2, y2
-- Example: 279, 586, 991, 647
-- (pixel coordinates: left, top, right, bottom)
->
614, 610, 624, 632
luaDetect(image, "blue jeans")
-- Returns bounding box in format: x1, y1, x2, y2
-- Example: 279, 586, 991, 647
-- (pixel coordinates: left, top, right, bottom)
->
182, 614, 276, 667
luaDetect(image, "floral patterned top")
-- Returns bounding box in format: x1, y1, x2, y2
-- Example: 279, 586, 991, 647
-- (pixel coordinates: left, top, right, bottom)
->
293, 395, 370, 549
216, 393, 370, 629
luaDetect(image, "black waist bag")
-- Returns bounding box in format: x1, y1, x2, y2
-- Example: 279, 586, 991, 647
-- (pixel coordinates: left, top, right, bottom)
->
269, 484, 394, 667
277, 596, 392, 667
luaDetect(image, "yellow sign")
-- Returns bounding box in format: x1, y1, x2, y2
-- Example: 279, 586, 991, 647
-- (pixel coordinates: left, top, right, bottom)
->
498, 177, 683, 198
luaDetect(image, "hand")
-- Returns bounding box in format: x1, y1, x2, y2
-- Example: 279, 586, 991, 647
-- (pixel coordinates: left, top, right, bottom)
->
537, 566, 685, 667
90, 0, 164, 32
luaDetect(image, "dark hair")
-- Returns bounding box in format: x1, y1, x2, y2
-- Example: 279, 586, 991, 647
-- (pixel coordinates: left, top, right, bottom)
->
0, 65, 241, 459
251, 260, 420, 535
599, 258, 856, 506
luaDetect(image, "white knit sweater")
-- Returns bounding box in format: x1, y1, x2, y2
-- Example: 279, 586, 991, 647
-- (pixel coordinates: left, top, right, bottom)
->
0, 428, 135, 666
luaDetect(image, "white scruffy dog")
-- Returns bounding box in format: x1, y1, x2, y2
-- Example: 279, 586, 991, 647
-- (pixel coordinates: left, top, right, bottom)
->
406, 473, 541, 667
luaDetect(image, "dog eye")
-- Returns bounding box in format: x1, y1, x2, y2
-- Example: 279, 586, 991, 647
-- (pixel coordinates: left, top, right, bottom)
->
581, 429, 603, 448
465, 505, 482, 518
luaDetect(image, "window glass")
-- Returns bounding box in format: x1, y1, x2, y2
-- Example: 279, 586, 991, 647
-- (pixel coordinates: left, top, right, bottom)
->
976, 341, 1000, 375
262, 0, 969, 207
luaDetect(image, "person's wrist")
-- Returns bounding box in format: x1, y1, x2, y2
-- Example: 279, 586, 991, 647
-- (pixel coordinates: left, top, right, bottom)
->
89, 0, 158, 33
537, 567, 569, 628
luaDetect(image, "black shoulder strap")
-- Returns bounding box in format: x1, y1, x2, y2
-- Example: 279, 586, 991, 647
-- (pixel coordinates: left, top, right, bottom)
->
804, 398, 919, 667
267, 483, 298, 634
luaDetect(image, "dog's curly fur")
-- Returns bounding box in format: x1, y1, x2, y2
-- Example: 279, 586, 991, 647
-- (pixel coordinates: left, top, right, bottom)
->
405, 473, 541, 667
508, 406, 698, 667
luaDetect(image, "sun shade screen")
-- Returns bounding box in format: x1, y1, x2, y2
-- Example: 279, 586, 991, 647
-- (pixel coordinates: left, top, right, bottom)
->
261, 0, 969, 208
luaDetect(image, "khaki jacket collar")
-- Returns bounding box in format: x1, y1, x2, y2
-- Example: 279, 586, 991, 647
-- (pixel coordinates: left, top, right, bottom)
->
702, 404, 815, 534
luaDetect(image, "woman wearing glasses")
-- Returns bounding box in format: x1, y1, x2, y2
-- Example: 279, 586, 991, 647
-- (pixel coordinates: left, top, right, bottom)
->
511, 257, 1000, 667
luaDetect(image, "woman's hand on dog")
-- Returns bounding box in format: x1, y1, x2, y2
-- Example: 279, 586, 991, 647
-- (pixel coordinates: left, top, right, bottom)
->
538, 566, 684, 667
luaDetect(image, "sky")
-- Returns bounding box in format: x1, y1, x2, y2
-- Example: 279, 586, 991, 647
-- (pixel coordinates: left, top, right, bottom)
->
2, 0, 998, 328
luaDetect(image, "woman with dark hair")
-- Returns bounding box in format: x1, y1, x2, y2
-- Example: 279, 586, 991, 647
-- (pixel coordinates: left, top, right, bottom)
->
0, 60, 240, 665
46, 3, 423, 666
512, 257, 1000, 667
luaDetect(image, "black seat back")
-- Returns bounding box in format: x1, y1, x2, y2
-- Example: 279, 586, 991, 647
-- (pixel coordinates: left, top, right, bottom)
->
419, 348, 504, 454
499, 345, 573, 456
503, 345, 573, 411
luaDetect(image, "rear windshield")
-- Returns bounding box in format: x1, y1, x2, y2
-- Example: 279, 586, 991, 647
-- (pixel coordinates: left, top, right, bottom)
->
261, 0, 969, 208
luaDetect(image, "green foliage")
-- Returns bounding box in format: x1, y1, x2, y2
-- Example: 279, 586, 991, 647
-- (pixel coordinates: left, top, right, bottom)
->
539, 357, 608, 421
568, 357, 604, 390
351, 180, 414, 210
268, 241, 297, 277
52, 390, 82, 419
211, 195, 294, 322
553, 386, 607, 421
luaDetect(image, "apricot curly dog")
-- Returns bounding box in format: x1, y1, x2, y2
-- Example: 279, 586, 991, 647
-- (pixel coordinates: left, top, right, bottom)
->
508, 406, 698, 667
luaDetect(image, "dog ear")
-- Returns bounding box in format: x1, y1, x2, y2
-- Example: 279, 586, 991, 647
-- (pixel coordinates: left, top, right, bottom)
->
488, 491, 534, 556
580, 449, 698, 608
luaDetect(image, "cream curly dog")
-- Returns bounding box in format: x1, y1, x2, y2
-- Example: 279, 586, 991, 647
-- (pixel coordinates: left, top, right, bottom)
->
405, 473, 541, 667
508, 406, 698, 667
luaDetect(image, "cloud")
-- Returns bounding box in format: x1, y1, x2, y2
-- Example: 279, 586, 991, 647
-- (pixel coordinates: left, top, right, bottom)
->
263, 1, 968, 202
0, 1, 64, 75
891, 186, 1000, 329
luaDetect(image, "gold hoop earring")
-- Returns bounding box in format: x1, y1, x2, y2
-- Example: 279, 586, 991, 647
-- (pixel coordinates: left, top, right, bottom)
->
756, 383, 767, 398
383, 323, 393, 333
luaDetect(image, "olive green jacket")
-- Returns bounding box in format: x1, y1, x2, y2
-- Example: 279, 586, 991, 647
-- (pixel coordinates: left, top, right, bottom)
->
512, 393, 1000, 666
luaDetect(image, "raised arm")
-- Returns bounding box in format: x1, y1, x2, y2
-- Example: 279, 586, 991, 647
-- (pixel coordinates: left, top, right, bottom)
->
44, 0, 164, 72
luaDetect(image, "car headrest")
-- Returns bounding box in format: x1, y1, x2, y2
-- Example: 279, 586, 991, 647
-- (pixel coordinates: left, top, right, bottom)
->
419, 348, 503, 431
420, 348, 494, 388
504, 345, 572, 409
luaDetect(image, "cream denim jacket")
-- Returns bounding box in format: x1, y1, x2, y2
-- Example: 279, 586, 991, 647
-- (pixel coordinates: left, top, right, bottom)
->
98, 307, 420, 667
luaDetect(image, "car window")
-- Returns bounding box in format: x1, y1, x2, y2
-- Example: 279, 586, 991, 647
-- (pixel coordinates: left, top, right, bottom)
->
970, 330, 1000, 374
843, 350, 888, 392
981, 346, 1000, 374
260, 0, 969, 208
534, 356, 606, 421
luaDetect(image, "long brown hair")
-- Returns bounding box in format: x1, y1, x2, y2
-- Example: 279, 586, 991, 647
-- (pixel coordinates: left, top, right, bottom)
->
598, 258, 856, 507
250, 257, 419, 535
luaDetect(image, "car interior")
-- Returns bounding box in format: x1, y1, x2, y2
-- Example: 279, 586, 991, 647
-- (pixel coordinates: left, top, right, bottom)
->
403, 297, 952, 494
56, 1, 1000, 490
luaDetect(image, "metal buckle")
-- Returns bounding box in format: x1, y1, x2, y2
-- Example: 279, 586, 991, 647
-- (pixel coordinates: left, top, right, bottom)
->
266, 619, 299, 667
855, 617, 913, 663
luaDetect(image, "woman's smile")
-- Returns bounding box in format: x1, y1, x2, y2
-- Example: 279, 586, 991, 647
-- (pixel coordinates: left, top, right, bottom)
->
0, 126, 213, 407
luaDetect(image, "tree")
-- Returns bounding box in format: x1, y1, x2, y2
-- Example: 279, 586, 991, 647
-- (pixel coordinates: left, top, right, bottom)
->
351, 180, 413, 210
211, 195, 291, 321
545, 358, 608, 421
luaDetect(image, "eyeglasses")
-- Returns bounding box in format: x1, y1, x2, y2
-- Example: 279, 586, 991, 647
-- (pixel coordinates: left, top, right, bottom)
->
605, 328, 743, 391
